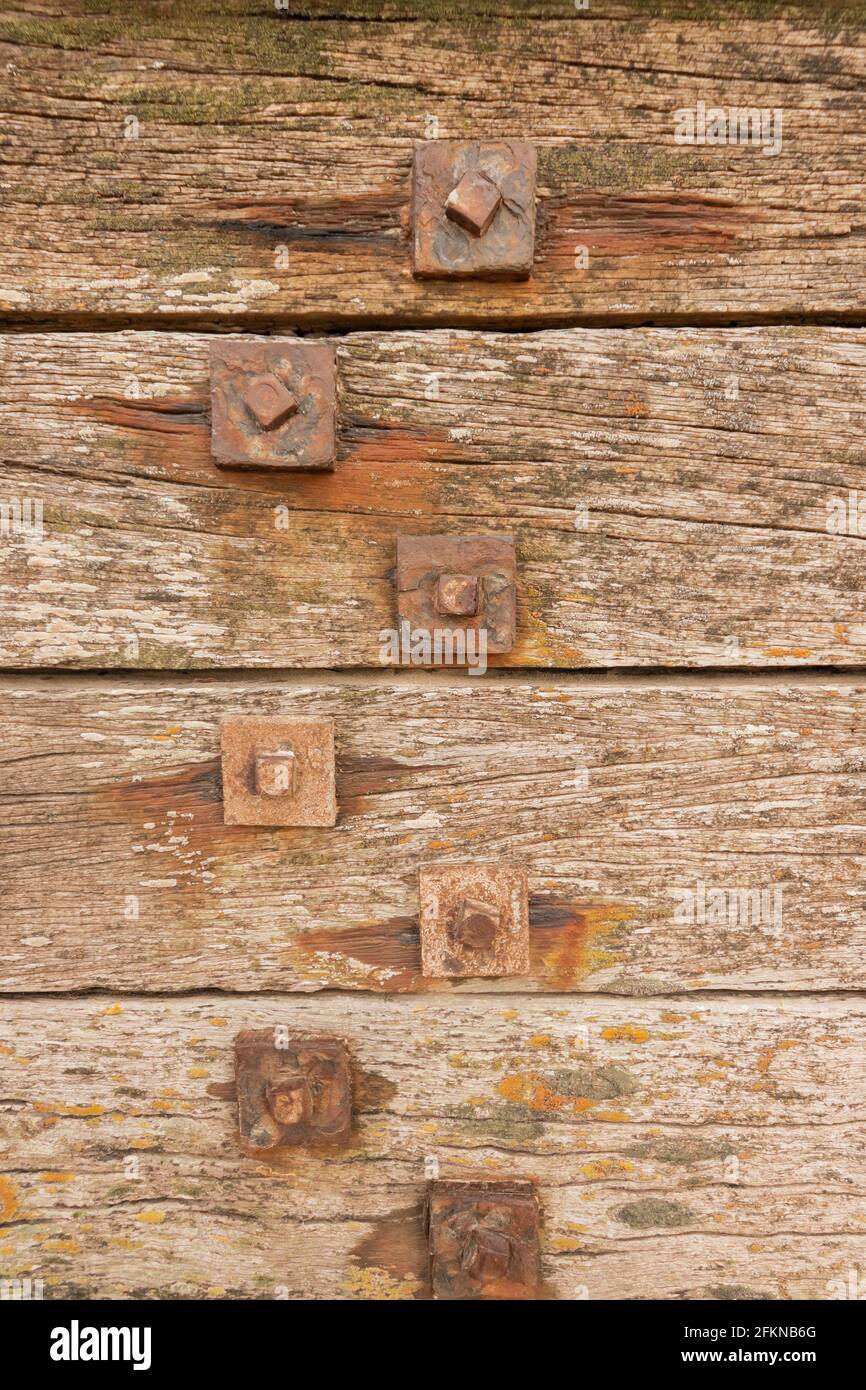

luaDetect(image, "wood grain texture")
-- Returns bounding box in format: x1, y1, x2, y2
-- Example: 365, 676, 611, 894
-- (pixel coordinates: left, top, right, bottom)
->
2, 672, 866, 995
1, 8, 864, 326
1, 993, 864, 1300
2, 327, 866, 669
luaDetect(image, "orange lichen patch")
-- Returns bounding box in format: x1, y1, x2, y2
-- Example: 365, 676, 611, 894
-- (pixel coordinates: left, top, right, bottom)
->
661, 1011, 687, 1024
188, 1067, 210, 1079
0, 1044, 15, 1055
580, 1158, 634, 1179
129, 1138, 159, 1150
0, 1176, 20, 1223
531, 896, 636, 989
757, 1039, 800, 1075
601, 1025, 649, 1044
497, 1072, 569, 1113
551, 1236, 584, 1251
151, 727, 182, 742
135, 1210, 166, 1224
110, 1237, 143, 1250
41, 1239, 80, 1254
38, 1172, 75, 1183
834, 624, 848, 643
596, 1110, 629, 1122
528, 1035, 552, 1048
761, 647, 811, 659
208, 1017, 228, 1027
34, 1102, 105, 1117
448, 1054, 466, 1068
624, 397, 648, 417
502, 1010, 518, 1021
101, 1003, 123, 1016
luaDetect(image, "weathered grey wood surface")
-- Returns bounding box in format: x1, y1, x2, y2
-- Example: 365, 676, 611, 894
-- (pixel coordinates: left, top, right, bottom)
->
3, 327, 866, 669
1, 994, 864, 1299
1, 7, 864, 327
2, 673, 865, 994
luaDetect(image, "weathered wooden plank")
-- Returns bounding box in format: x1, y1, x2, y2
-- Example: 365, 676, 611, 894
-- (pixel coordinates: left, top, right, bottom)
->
1, 994, 863, 1299
2, 327, 866, 669
2, 673, 866, 994
1, 10, 864, 326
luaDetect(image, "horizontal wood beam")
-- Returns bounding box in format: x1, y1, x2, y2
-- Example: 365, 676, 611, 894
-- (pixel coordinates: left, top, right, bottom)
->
1, 11, 864, 326
2, 673, 865, 995
2, 327, 865, 669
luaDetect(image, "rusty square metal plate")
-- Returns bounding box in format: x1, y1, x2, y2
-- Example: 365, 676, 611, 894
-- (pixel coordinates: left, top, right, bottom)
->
210, 338, 336, 470
221, 716, 336, 827
396, 533, 517, 658
411, 140, 536, 280
427, 1180, 541, 1300
235, 1030, 352, 1152
419, 862, 529, 978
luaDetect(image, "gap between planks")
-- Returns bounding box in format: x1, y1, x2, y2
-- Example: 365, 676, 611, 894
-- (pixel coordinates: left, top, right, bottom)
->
2, 667, 866, 693
3, 311, 866, 336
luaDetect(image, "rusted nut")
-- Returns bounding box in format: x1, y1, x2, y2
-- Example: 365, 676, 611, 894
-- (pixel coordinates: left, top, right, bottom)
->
435, 572, 479, 618
427, 1180, 541, 1300
396, 534, 517, 659
210, 339, 336, 470
254, 747, 297, 798
265, 1075, 309, 1127
243, 374, 299, 432
221, 717, 336, 827
445, 170, 502, 237
460, 1225, 512, 1282
412, 140, 536, 279
419, 863, 529, 978
235, 1031, 352, 1153
452, 897, 499, 950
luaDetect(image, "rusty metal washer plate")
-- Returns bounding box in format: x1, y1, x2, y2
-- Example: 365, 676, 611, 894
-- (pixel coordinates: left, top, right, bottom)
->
235, 1030, 352, 1152
419, 862, 529, 978
396, 533, 517, 658
221, 716, 336, 827
427, 1179, 541, 1300
411, 140, 536, 280
210, 338, 336, 470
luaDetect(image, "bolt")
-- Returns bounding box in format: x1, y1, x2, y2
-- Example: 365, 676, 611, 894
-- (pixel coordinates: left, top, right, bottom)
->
243, 373, 299, 431
265, 1076, 310, 1128
461, 1225, 512, 1282
453, 897, 499, 950
255, 747, 297, 798
444, 170, 502, 237
435, 572, 479, 618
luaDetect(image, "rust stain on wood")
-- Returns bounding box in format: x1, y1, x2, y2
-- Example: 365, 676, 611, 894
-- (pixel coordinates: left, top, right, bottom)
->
349, 1205, 428, 1300
541, 192, 744, 258
299, 916, 421, 991
530, 896, 635, 988
67, 393, 208, 436
94, 762, 222, 826
205, 189, 406, 245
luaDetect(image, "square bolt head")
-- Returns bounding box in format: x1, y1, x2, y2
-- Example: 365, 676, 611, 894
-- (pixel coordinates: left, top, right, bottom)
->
418, 863, 529, 978
210, 338, 336, 470
244, 374, 299, 431
235, 1030, 352, 1153
396, 533, 517, 659
412, 140, 536, 279
221, 717, 336, 827
435, 572, 479, 618
254, 747, 297, 798
445, 169, 502, 237
427, 1180, 540, 1300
